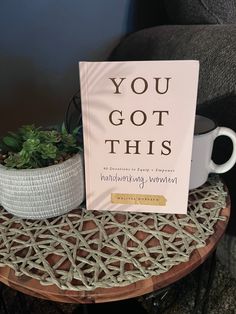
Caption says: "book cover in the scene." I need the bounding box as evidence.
[79,61,199,213]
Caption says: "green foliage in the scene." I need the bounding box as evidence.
[0,124,83,169]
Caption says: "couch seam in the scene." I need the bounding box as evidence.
[200,0,223,24]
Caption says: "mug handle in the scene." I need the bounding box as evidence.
[210,127,236,173]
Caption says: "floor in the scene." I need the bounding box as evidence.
[0,235,236,314]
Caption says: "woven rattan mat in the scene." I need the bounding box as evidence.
[0,175,227,291]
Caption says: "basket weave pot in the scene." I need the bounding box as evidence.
[0,153,85,219]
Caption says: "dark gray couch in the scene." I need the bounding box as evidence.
[110,1,236,235]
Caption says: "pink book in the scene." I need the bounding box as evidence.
[79,61,199,214]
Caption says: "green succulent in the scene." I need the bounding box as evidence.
[39,143,58,160]
[0,124,83,169]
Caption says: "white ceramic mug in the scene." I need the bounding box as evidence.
[189,115,236,190]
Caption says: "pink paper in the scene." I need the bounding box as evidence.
[79,60,199,214]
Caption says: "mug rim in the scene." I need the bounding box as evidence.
[194,115,217,135]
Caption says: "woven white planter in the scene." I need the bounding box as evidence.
[0,153,85,219]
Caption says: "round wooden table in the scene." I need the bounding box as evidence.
[0,175,230,304]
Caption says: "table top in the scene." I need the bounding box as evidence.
[0,175,230,303]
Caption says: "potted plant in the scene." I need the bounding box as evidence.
[0,124,84,219]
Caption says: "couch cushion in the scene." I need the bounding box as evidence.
[163,0,236,24]
[110,25,236,105]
